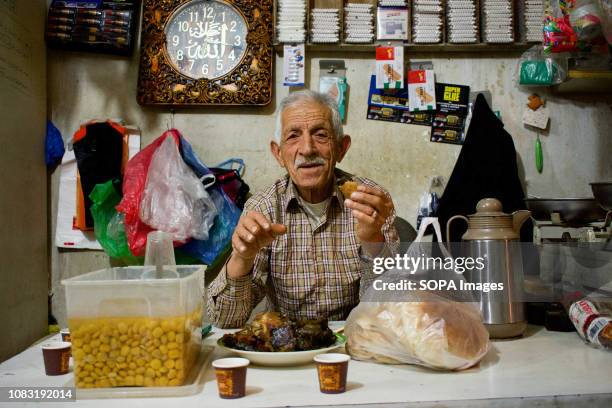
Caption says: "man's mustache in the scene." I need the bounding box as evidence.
[295,155,326,169]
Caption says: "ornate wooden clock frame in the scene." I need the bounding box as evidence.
[137,0,273,106]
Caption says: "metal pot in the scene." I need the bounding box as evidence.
[524,198,606,226]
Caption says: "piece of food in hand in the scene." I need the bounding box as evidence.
[339,180,359,199]
[221,312,336,352]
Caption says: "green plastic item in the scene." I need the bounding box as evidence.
[89,180,142,265]
[535,133,543,173]
[201,324,212,338]
[520,61,557,86]
[90,180,211,266]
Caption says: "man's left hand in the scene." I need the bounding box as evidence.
[344,185,394,248]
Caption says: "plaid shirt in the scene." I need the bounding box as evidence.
[207,169,399,328]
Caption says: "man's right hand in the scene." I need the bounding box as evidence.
[227,211,287,279]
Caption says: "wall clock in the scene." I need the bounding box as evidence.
[137,0,273,106]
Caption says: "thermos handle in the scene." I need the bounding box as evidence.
[446,215,468,256]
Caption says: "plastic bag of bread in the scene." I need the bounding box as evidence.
[346,217,490,370]
[345,293,490,370]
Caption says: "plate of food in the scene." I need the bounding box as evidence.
[217,312,347,366]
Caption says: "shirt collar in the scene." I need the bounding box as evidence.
[283,169,346,211]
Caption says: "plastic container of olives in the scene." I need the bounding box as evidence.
[62,266,204,389]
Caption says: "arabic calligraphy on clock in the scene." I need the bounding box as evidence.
[165,0,248,79]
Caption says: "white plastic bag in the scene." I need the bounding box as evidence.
[416,178,442,230]
[346,218,490,370]
[139,136,217,242]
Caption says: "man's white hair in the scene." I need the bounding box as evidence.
[273,90,344,144]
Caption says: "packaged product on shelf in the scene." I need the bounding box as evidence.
[276,0,307,43]
[46,0,137,55]
[49,7,77,16]
[344,3,375,43]
[408,69,436,112]
[412,0,444,43]
[366,75,431,125]
[379,0,406,6]
[569,0,610,59]
[377,6,409,40]
[430,83,470,145]
[310,8,341,43]
[481,0,515,43]
[320,75,348,120]
[53,0,102,7]
[376,46,404,89]
[446,0,478,43]
[283,44,305,86]
[523,0,545,42]
[568,297,612,350]
[48,15,76,24]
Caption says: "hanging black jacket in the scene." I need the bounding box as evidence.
[437,94,532,242]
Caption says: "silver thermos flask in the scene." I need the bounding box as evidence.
[447,198,531,338]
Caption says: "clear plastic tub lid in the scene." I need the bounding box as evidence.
[62,265,204,285]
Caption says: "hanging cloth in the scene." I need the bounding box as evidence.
[436,94,531,242]
[73,120,129,230]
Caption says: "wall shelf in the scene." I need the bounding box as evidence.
[274,42,534,54]
[554,70,612,94]
[274,0,537,54]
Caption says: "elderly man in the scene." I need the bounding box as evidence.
[208,90,399,328]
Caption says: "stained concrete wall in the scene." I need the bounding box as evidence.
[0,0,48,362]
[48,48,612,326]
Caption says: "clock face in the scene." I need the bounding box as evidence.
[164,0,248,80]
